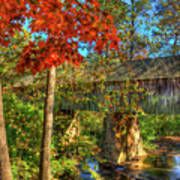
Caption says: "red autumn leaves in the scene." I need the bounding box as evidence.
[0,0,27,46]
[1,0,120,74]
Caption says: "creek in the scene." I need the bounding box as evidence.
[80,137,180,180]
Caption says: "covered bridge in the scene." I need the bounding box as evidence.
[57,55,180,114]
[12,55,180,114]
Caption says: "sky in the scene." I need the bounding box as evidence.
[23,0,151,58]
[23,17,90,57]
[23,0,175,58]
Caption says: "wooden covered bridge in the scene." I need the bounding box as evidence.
[54,54,180,114]
[12,54,180,114]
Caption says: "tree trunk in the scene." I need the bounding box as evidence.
[101,112,146,164]
[129,0,135,60]
[172,32,178,55]
[0,79,12,180]
[39,66,56,180]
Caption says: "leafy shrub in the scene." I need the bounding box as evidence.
[139,114,180,148]
[3,89,43,179]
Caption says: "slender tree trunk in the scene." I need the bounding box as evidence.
[0,79,12,180]
[172,32,178,55]
[130,0,135,60]
[39,66,56,180]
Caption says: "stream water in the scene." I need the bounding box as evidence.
[80,141,180,180]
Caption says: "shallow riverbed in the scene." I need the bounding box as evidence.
[80,137,180,180]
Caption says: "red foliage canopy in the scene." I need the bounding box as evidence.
[0,0,120,74]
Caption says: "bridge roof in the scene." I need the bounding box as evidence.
[13,55,180,88]
[83,55,180,83]
[107,55,180,81]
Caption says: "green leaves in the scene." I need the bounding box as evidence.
[0,30,31,82]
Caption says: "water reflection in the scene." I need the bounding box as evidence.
[80,146,180,180]
[170,156,180,180]
[80,160,100,180]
